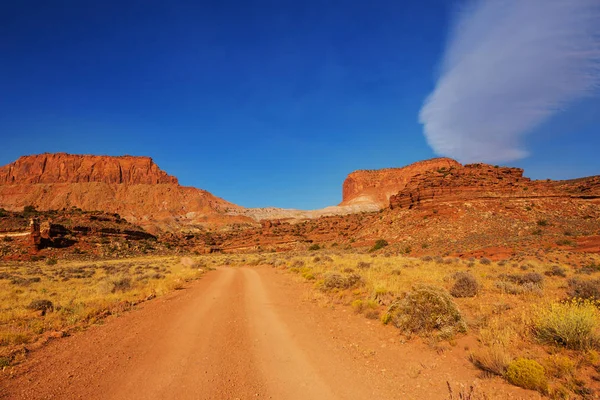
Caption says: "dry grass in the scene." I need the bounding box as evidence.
[213,249,600,397]
[0,255,207,363]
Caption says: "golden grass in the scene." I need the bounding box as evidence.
[0,255,207,362]
[210,249,600,396]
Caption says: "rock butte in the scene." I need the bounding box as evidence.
[0,153,247,233]
[340,157,461,207]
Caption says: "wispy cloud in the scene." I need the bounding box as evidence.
[420,0,600,163]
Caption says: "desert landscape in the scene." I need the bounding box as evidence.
[0,153,599,399]
[3,1,600,399]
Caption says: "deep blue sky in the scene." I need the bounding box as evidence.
[1,1,598,209]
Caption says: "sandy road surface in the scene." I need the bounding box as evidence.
[1,267,538,400]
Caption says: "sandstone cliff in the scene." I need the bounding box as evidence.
[389,163,600,209]
[0,153,178,185]
[340,158,461,208]
[0,154,249,233]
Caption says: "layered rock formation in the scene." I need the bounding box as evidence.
[340,158,461,208]
[0,153,178,185]
[0,154,249,233]
[389,162,600,209]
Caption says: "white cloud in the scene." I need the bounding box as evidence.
[420,0,600,163]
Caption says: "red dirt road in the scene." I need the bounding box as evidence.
[1,267,538,400]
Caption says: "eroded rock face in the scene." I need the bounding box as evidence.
[340,158,461,208]
[0,153,178,185]
[0,153,248,232]
[389,163,600,209]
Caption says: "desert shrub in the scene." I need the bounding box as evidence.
[450,272,479,298]
[480,258,492,265]
[498,272,544,287]
[46,258,57,266]
[495,278,542,296]
[308,243,320,251]
[567,278,600,301]
[111,277,132,293]
[0,208,6,217]
[383,285,466,337]
[577,263,600,275]
[494,281,510,294]
[27,299,54,313]
[345,273,362,287]
[545,265,567,277]
[351,299,364,313]
[356,261,371,269]
[505,358,548,393]
[544,355,575,379]
[291,260,305,269]
[320,273,362,291]
[421,255,433,262]
[390,268,402,276]
[352,299,378,315]
[370,239,388,252]
[23,205,37,214]
[537,219,548,227]
[301,271,315,280]
[470,345,512,376]
[534,299,600,349]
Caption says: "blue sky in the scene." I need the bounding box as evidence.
[1,0,598,209]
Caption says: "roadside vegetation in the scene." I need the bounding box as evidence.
[208,249,600,398]
[0,256,207,366]
[3,244,600,397]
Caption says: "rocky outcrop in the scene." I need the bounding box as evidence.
[0,153,178,185]
[340,158,461,208]
[389,163,600,209]
[0,153,249,232]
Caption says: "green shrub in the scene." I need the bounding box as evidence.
[537,219,548,227]
[370,239,388,252]
[383,285,466,337]
[450,272,479,298]
[301,271,315,280]
[351,299,364,313]
[505,358,547,393]
[308,243,320,251]
[534,299,599,349]
[46,258,58,266]
[23,205,37,214]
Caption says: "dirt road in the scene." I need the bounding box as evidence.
[1,267,537,400]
